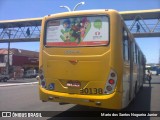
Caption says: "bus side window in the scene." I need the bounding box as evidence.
[138,51,142,65]
[123,29,129,61]
[135,45,138,64]
[137,50,140,64]
[133,43,137,63]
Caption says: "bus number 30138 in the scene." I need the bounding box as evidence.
[80,88,103,94]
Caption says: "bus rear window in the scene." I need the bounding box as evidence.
[45,15,109,47]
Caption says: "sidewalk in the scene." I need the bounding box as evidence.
[6,78,37,83]
[0,78,38,87]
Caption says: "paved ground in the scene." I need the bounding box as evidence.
[0,76,160,120]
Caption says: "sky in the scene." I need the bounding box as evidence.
[0,0,160,64]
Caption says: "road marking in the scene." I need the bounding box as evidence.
[0,82,38,87]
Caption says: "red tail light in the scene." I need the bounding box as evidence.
[109,79,115,84]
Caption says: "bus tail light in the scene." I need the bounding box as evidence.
[109,79,115,84]
[106,85,112,91]
[41,79,46,88]
[38,69,46,88]
[104,69,117,94]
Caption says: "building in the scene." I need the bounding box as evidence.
[0,48,39,78]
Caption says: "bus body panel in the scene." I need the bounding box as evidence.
[39,87,122,109]
[42,48,110,95]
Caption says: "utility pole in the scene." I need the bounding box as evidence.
[5,29,12,75]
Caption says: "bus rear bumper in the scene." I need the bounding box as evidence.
[39,87,122,110]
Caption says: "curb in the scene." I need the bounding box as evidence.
[0,82,38,87]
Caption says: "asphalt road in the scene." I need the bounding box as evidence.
[0,76,160,120]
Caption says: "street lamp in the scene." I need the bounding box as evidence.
[73,2,85,11]
[60,1,85,12]
[59,6,71,12]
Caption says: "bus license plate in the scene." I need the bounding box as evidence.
[66,81,81,88]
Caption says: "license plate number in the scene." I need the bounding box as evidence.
[80,88,103,94]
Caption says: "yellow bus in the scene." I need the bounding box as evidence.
[38,9,146,110]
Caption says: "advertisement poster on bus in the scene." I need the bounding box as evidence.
[46,16,109,46]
